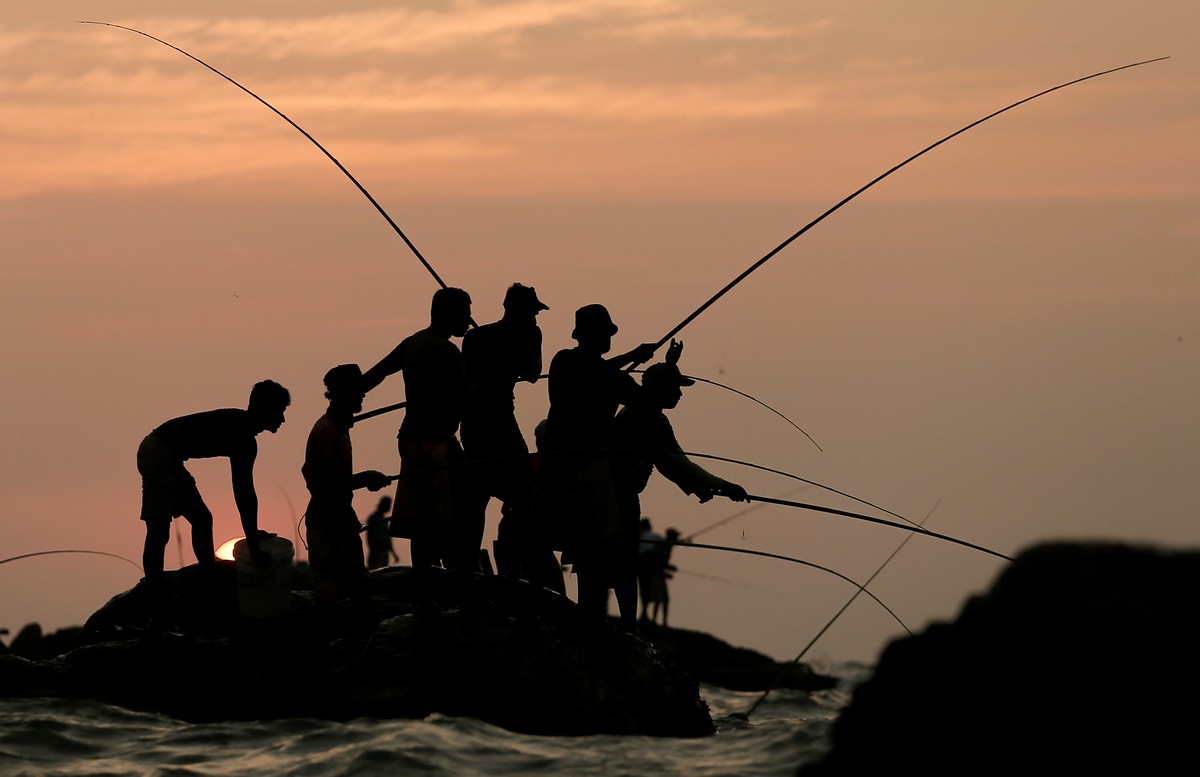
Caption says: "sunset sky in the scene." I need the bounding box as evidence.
[3,1,1197,665]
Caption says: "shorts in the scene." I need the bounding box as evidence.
[137,433,202,521]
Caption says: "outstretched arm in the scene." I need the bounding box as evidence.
[230,447,272,565]
[607,341,658,369]
[362,344,405,393]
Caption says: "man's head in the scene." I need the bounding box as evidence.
[503,283,549,319]
[431,287,473,337]
[323,363,366,414]
[571,303,618,352]
[640,362,694,409]
[248,379,291,433]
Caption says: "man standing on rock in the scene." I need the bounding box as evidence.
[460,283,562,591]
[363,287,473,571]
[302,364,390,604]
[136,379,291,584]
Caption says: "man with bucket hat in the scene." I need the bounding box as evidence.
[537,303,660,629]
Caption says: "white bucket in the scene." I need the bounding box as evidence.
[233,536,295,618]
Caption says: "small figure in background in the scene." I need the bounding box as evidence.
[365,495,397,569]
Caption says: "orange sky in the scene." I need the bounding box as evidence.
[3,2,1197,664]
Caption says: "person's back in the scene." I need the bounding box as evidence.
[460,284,555,587]
[397,326,467,444]
[363,287,473,570]
[151,408,258,463]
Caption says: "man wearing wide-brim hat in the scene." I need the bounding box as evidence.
[538,303,659,630]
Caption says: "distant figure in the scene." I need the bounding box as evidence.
[640,527,680,627]
[136,379,291,584]
[612,340,749,549]
[461,283,563,593]
[365,495,397,569]
[636,517,663,617]
[363,287,473,571]
[538,303,657,629]
[302,364,389,604]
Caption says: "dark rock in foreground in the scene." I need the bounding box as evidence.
[0,563,834,736]
[801,541,1200,774]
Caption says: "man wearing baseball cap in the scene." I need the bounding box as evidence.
[460,283,562,591]
[611,341,749,612]
[302,364,390,605]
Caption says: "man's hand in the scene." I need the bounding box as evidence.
[629,342,658,366]
[721,482,750,502]
[362,470,391,492]
[694,486,714,504]
[665,338,683,365]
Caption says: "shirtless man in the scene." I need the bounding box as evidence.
[136,379,291,582]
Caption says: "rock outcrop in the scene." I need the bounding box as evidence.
[0,562,835,736]
[801,541,1200,774]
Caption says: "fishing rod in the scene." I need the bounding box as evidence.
[676,373,821,452]
[652,56,1169,349]
[352,369,819,453]
[0,549,142,574]
[733,498,940,721]
[675,449,915,526]
[371,443,915,529]
[80,20,451,293]
[747,493,1009,561]
[644,538,911,636]
[681,485,807,543]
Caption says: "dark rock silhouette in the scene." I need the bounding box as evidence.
[801,541,1200,774]
[0,562,834,736]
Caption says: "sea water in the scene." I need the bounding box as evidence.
[0,663,868,776]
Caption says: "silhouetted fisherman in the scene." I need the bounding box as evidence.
[136,380,291,584]
[363,288,473,571]
[538,304,657,630]
[302,364,389,605]
[461,283,563,593]
[365,495,396,569]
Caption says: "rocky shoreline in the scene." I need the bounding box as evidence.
[0,562,835,737]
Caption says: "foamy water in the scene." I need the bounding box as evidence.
[0,666,867,776]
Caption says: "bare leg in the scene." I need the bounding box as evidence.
[142,517,171,580]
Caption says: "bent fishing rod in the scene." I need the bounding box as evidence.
[366,447,1006,560]
[0,549,143,574]
[353,369,821,451]
[748,493,1009,561]
[370,442,912,528]
[80,20,451,293]
[651,56,1169,348]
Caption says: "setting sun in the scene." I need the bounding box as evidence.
[215,538,243,562]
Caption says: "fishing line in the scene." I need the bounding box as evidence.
[647,538,911,635]
[0,550,142,574]
[733,498,940,720]
[653,56,1169,347]
[79,20,451,293]
[672,567,791,599]
[640,371,821,451]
